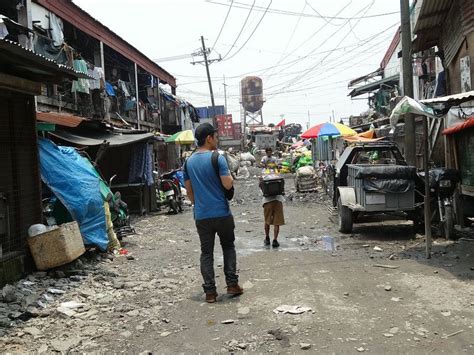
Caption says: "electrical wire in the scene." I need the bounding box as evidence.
[222,0,272,61]
[221,0,256,60]
[267,1,377,97]
[260,1,353,79]
[206,0,399,20]
[210,0,234,50]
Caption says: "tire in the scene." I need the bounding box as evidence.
[338,197,353,233]
[169,198,179,214]
[444,205,455,240]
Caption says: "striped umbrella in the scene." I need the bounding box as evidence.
[165,130,195,144]
[301,122,356,139]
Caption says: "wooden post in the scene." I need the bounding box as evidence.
[423,116,432,258]
[134,62,140,130]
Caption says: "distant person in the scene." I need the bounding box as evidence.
[261,147,278,169]
[183,123,243,303]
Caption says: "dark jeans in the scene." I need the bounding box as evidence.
[195,215,238,293]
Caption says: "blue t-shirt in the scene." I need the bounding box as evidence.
[183,151,231,220]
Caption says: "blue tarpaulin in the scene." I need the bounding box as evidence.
[38,138,108,251]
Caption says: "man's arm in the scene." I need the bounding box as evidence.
[220,175,233,190]
[218,155,234,190]
[184,180,195,205]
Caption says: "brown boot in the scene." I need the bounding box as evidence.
[227,284,244,295]
[205,292,218,303]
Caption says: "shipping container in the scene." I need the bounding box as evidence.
[216,114,234,137]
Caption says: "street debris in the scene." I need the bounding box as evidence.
[273,305,312,315]
[373,246,383,252]
[444,330,464,338]
[441,311,451,317]
[221,319,235,324]
[373,264,399,269]
[384,286,392,291]
[300,342,312,350]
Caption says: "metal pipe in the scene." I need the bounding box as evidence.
[423,116,432,258]
[134,62,140,130]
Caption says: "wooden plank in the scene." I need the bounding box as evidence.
[0,72,41,95]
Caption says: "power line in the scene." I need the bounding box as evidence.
[210,0,234,50]
[260,0,353,79]
[221,0,273,62]
[267,1,379,97]
[206,0,399,20]
[221,0,256,60]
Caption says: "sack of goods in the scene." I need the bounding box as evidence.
[260,174,285,197]
[296,165,316,177]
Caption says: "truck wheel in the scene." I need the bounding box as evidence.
[444,205,455,240]
[338,197,353,233]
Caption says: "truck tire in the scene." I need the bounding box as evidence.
[444,205,455,240]
[338,197,353,233]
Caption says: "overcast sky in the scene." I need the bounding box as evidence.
[73,0,401,128]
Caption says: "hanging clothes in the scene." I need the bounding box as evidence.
[88,67,104,90]
[105,81,116,96]
[71,59,90,94]
[118,80,131,97]
[49,13,64,47]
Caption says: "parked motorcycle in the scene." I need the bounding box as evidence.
[154,169,183,214]
[428,168,460,239]
[108,175,135,240]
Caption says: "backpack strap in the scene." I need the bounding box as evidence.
[211,151,221,180]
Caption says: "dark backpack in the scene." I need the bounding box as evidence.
[185,151,234,201]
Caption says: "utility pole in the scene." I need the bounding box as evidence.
[223,75,228,115]
[191,36,221,126]
[400,0,416,166]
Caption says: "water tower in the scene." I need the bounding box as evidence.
[240,76,265,125]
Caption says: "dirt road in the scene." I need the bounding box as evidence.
[1,174,473,353]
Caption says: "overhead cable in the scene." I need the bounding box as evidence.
[210,0,234,50]
[221,0,272,61]
[221,0,256,60]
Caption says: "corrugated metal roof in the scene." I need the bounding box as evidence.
[348,74,400,98]
[50,128,154,147]
[421,90,474,104]
[413,0,453,34]
[0,38,92,81]
[37,111,87,127]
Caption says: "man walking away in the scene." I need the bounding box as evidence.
[184,123,243,303]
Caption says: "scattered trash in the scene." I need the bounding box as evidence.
[60,301,85,309]
[383,333,394,337]
[356,346,366,352]
[373,246,383,252]
[56,306,76,318]
[47,288,66,295]
[160,331,172,337]
[300,343,312,350]
[389,327,399,334]
[221,319,235,324]
[391,297,402,302]
[384,286,392,291]
[273,305,312,315]
[443,329,463,338]
[238,307,250,315]
[322,236,335,251]
[373,264,399,269]
[441,311,451,317]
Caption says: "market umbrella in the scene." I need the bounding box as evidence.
[165,130,195,144]
[300,122,356,139]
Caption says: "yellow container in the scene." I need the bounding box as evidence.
[27,222,85,270]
